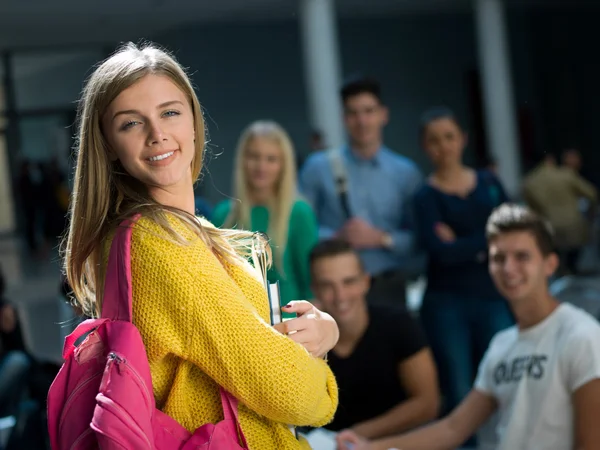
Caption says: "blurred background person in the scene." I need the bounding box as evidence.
[300,76,423,308]
[523,151,597,275]
[412,107,514,428]
[310,239,439,441]
[213,120,318,311]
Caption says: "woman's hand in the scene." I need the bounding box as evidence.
[336,429,372,450]
[273,301,339,358]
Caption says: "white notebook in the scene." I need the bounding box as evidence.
[267,281,283,326]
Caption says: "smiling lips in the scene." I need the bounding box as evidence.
[146,150,176,165]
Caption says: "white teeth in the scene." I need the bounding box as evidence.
[148,151,174,162]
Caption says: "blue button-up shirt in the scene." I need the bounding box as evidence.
[299,146,423,275]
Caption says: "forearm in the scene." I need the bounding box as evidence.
[370,419,462,450]
[428,233,488,265]
[352,396,439,440]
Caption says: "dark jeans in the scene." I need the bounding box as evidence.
[420,292,514,413]
[367,270,406,307]
[0,351,31,418]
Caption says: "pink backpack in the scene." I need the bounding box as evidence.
[47,216,248,449]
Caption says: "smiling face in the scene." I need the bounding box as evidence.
[243,136,284,194]
[311,252,370,326]
[103,74,196,201]
[489,231,558,306]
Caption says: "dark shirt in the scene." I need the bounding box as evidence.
[325,305,427,431]
[413,170,507,301]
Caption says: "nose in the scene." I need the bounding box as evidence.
[502,256,518,274]
[147,121,168,146]
[331,285,345,303]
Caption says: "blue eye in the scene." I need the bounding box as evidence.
[163,110,180,117]
[120,121,138,131]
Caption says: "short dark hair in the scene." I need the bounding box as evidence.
[419,106,464,141]
[486,203,555,256]
[309,239,362,269]
[340,75,382,104]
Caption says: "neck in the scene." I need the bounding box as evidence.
[336,302,369,347]
[512,292,560,330]
[434,163,465,181]
[248,187,275,206]
[149,179,196,215]
[350,140,381,160]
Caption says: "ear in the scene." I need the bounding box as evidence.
[545,252,560,277]
[380,105,389,127]
[361,273,372,293]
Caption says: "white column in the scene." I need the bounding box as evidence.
[299,0,345,149]
[474,0,521,195]
[0,70,16,235]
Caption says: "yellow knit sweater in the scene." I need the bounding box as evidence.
[107,214,338,449]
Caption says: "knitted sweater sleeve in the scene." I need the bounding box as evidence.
[130,218,338,427]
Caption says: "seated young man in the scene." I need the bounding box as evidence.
[337,203,600,450]
[309,239,439,440]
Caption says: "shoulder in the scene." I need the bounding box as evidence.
[477,169,502,186]
[291,199,316,218]
[369,305,419,333]
[130,213,201,253]
[486,325,519,355]
[288,200,317,236]
[413,182,437,203]
[301,151,330,174]
[560,304,600,345]
[380,148,420,173]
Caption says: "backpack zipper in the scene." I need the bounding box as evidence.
[107,352,153,409]
[102,352,153,448]
[58,370,104,437]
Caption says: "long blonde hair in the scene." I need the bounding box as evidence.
[223,121,298,272]
[64,42,269,317]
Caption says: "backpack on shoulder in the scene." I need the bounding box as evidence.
[47,215,248,449]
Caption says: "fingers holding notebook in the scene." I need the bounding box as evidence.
[274,302,339,358]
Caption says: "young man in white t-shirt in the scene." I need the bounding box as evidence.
[337,203,600,450]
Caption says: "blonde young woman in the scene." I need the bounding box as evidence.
[213,121,318,310]
[63,42,339,449]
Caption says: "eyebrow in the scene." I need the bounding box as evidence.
[111,100,184,122]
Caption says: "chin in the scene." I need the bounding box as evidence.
[503,290,530,305]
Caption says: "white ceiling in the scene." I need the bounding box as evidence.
[0,0,591,52]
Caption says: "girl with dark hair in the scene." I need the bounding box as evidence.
[412,107,514,421]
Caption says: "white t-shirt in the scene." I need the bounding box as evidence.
[474,302,600,450]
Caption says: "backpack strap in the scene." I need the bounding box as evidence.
[326,147,352,218]
[220,388,248,447]
[101,214,141,322]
